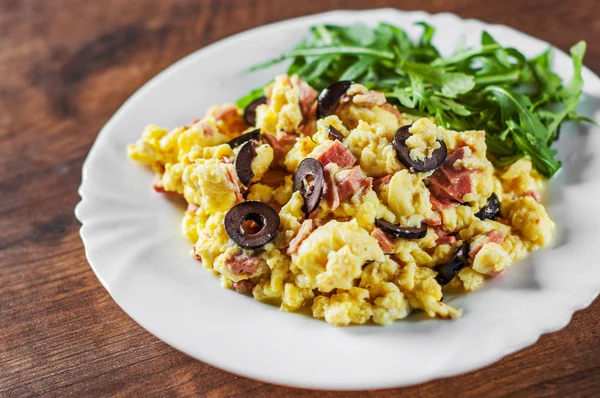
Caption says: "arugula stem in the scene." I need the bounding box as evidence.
[283,46,395,59]
[315,25,333,45]
[431,44,502,66]
[474,70,520,86]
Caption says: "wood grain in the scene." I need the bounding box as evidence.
[1,0,599,396]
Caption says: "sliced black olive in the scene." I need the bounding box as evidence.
[392,125,448,172]
[475,193,500,220]
[375,219,428,239]
[317,80,353,119]
[224,201,280,249]
[243,96,267,126]
[435,241,469,286]
[235,141,257,187]
[328,125,344,141]
[293,158,325,214]
[228,129,262,148]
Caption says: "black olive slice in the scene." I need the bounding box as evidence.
[475,193,500,220]
[293,158,325,214]
[317,80,353,119]
[328,125,344,141]
[375,219,428,239]
[224,201,280,249]
[392,125,448,172]
[435,241,469,286]
[228,129,262,148]
[243,96,267,126]
[235,141,257,187]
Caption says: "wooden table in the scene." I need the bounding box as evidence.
[2,0,599,396]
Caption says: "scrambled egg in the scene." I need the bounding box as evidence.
[128,74,555,326]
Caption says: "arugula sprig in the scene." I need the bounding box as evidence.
[238,22,593,177]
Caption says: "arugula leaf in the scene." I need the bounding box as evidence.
[566,113,599,126]
[340,56,376,81]
[484,86,547,140]
[529,49,561,103]
[510,130,561,177]
[314,24,333,45]
[342,23,376,46]
[401,61,475,97]
[379,23,412,57]
[481,31,499,46]
[386,89,415,108]
[544,41,586,143]
[298,56,335,82]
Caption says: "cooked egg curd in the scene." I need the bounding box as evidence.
[128,75,554,326]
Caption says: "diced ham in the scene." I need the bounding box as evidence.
[322,165,371,210]
[282,133,299,147]
[440,148,472,183]
[496,217,511,226]
[524,190,541,202]
[429,192,458,212]
[263,133,297,164]
[469,230,506,259]
[225,165,244,202]
[428,147,475,204]
[261,169,287,187]
[429,170,471,203]
[316,140,356,168]
[186,203,199,214]
[299,101,318,136]
[360,176,373,192]
[425,215,442,226]
[193,245,202,261]
[337,167,367,201]
[287,219,315,255]
[152,174,166,193]
[436,236,457,245]
[371,227,395,253]
[432,225,447,237]
[225,254,261,276]
[268,201,283,213]
[373,174,393,190]
[323,164,340,211]
[195,121,216,137]
[295,77,318,117]
[301,118,317,136]
[232,280,254,294]
[432,225,451,242]
[486,229,505,244]
[468,243,482,260]
[213,104,239,121]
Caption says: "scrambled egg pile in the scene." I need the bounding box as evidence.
[128,74,554,326]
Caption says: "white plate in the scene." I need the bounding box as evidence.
[75,9,600,390]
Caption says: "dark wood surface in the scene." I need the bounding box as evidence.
[1,0,599,396]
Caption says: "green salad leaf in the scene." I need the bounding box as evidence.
[239,23,594,177]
